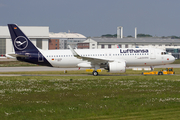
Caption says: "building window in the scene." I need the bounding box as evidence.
[125,44,128,48]
[36,39,42,49]
[92,44,95,46]
[108,44,111,48]
[101,44,104,49]
[0,39,6,56]
[119,44,122,48]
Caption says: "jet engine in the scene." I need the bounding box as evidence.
[104,61,126,73]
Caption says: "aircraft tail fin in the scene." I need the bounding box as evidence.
[8,24,39,53]
[7,24,52,67]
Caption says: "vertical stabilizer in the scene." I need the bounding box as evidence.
[7,24,52,67]
[8,24,39,53]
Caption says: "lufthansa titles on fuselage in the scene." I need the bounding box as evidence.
[120,49,149,53]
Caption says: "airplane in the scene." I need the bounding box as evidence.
[7,24,175,76]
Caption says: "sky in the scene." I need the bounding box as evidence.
[0,0,180,37]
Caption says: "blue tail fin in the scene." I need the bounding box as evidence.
[7,24,52,67]
[8,24,38,52]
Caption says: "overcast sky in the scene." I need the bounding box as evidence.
[1,0,180,37]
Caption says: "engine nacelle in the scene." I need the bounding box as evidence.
[105,61,126,73]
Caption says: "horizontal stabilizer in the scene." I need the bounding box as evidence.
[6,52,26,58]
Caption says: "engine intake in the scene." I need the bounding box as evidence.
[105,61,126,73]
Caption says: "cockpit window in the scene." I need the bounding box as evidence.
[161,52,167,55]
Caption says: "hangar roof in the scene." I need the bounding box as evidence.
[0,26,49,38]
[0,26,86,39]
[49,32,86,39]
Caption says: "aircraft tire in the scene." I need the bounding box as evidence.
[158,72,163,75]
[93,71,98,76]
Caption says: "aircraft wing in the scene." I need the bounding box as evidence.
[68,45,123,64]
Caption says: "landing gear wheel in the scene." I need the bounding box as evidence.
[92,71,98,76]
[158,72,163,75]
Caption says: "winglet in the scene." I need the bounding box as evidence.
[68,45,81,59]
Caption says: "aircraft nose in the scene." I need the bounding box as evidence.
[170,56,175,63]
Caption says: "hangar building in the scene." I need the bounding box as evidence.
[49,32,86,49]
[79,37,180,49]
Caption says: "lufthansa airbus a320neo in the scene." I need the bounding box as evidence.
[6,24,175,76]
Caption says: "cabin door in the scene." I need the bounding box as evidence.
[150,49,156,59]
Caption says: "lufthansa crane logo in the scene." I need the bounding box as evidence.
[14,36,28,50]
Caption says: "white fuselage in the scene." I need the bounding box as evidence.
[40,48,175,68]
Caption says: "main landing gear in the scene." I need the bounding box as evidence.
[92,64,100,76]
[92,71,98,76]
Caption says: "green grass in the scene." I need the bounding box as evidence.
[1,75,180,119]
[0,60,179,119]
[0,61,37,67]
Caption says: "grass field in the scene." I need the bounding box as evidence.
[0,61,37,67]
[0,60,180,119]
[1,74,180,119]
